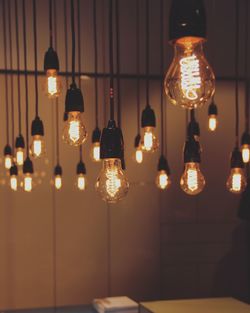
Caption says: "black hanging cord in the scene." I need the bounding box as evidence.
[64,0,69,88]
[77,0,81,89]
[115,0,121,127]
[160,0,164,155]
[49,0,53,47]
[33,0,39,117]
[145,0,149,106]
[235,0,239,147]
[70,0,76,84]
[54,0,59,167]
[15,0,22,136]
[23,0,29,153]
[109,0,115,120]
[244,0,249,133]
[93,0,99,127]
[2,0,9,145]
[136,0,140,135]
[79,146,83,161]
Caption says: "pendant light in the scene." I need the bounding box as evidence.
[164,0,215,109]
[96,0,129,203]
[141,0,159,153]
[208,98,218,132]
[30,0,46,159]
[14,0,25,167]
[2,0,12,170]
[241,0,250,164]
[22,0,34,192]
[90,0,101,162]
[134,0,143,164]
[76,147,87,191]
[43,0,62,98]
[156,0,171,190]
[62,0,87,146]
[227,0,247,194]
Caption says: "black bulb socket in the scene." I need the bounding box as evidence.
[134,134,141,148]
[54,164,62,176]
[100,120,124,159]
[208,102,218,116]
[158,155,171,175]
[15,134,25,149]
[187,119,200,138]
[169,0,206,43]
[230,147,244,168]
[92,127,101,143]
[10,164,18,176]
[31,116,44,136]
[65,83,84,113]
[23,157,34,174]
[44,47,59,71]
[77,160,86,175]
[241,131,250,146]
[4,144,12,156]
[184,136,201,163]
[141,105,156,128]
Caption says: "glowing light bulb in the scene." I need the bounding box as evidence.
[44,69,62,98]
[156,170,171,190]
[10,176,18,191]
[16,148,25,166]
[226,168,247,194]
[24,174,33,192]
[91,142,101,162]
[241,144,250,164]
[77,174,86,191]
[96,158,129,203]
[5,155,12,170]
[135,147,143,164]
[165,39,215,109]
[54,175,62,190]
[180,162,205,195]
[141,127,159,153]
[63,112,87,146]
[208,114,217,132]
[30,135,45,158]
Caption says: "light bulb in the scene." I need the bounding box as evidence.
[16,148,25,166]
[156,170,171,190]
[165,39,215,109]
[135,147,143,164]
[241,144,250,164]
[96,158,129,203]
[141,126,159,153]
[10,175,18,191]
[91,142,101,162]
[30,135,45,158]
[4,155,12,170]
[180,162,205,195]
[226,168,247,194]
[44,69,62,98]
[24,173,33,192]
[54,175,62,190]
[77,173,86,191]
[62,111,87,146]
[208,114,218,132]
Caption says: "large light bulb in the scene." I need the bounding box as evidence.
[10,175,18,191]
[62,112,87,146]
[24,173,33,192]
[180,162,205,195]
[77,174,86,191]
[96,158,129,203]
[141,126,159,153]
[156,170,171,190]
[165,39,215,109]
[135,147,143,164]
[5,155,12,170]
[241,144,250,164]
[16,148,25,166]
[54,175,62,190]
[208,114,218,132]
[226,168,247,194]
[44,69,62,98]
[91,142,101,162]
[30,135,45,158]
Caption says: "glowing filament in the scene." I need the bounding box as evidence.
[5,156,12,170]
[242,145,250,163]
[69,120,80,143]
[159,172,169,189]
[135,148,143,164]
[10,176,18,191]
[232,173,241,192]
[24,175,32,192]
[187,168,198,192]
[33,139,42,157]
[209,115,217,132]
[55,175,62,190]
[105,168,121,197]
[77,174,86,190]
[180,55,201,100]
[48,76,57,96]
[92,143,100,162]
[143,132,153,151]
[16,149,24,166]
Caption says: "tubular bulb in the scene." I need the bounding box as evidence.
[208,114,218,132]
[141,126,159,153]
[62,112,87,146]
[156,170,171,190]
[16,148,25,166]
[44,69,62,98]
[30,135,46,158]
[91,142,101,162]
[24,173,33,192]
[241,144,250,164]
[226,168,247,194]
[77,174,86,191]
[10,175,18,191]
[135,146,143,164]
[4,155,12,170]
[180,162,205,195]
[54,175,62,190]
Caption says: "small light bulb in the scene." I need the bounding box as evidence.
[24,173,33,192]
[141,126,159,153]
[135,147,143,164]
[62,112,87,146]
[241,144,250,164]
[91,142,101,162]
[30,135,45,158]
[208,114,218,132]
[10,175,18,191]
[16,148,25,166]
[54,175,62,190]
[226,167,247,194]
[96,158,129,203]
[5,155,12,170]
[77,174,86,191]
[180,162,205,195]
[156,170,171,190]
[44,69,62,98]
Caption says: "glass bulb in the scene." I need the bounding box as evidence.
[226,167,247,194]
[77,173,86,191]
[10,175,18,191]
[16,148,25,166]
[54,175,62,190]
[180,162,205,195]
[91,142,101,162]
[96,158,129,203]
[44,69,62,98]
[165,39,215,109]
[156,170,171,190]
[241,144,250,164]
[135,147,143,164]
[208,114,218,132]
[4,155,12,170]
[62,111,87,146]
[24,173,33,192]
[30,135,46,158]
[141,126,159,153]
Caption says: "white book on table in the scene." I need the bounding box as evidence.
[93,296,138,313]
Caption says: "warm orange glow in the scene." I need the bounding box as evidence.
[208,114,217,132]
[241,144,250,164]
[226,168,247,194]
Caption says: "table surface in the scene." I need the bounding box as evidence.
[4,305,97,313]
[140,297,250,313]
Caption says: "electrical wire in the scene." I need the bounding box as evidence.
[160,0,164,155]
[115,0,121,127]
[64,0,69,88]
[70,0,76,84]
[145,0,149,106]
[136,0,140,135]
[49,0,53,47]
[93,0,99,128]
[244,0,249,133]
[109,0,114,120]
[77,0,81,89]
[33,0,39,117]
[235,0,239,147]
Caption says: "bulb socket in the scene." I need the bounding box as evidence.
[187,119,200,138]
[15,134,25,149]
[230,147,244,168]
[31,116,44,136]
[121,157,126,170]
[169,0,206,42]
[23,157,34,174]
[184,136,201,163]
[54,164,62,176]
[4,144,12,156]
[100,120,124,159]
[134,134,141,148]
[158,155,171,175]
[10,164,18,176]
[141,105,156,128]
[44,47,59,71]
[208,101,218,116]
[77,160,86,175]
[65,83,84,113]
[241,131,250,145]
[92,127,101,143]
